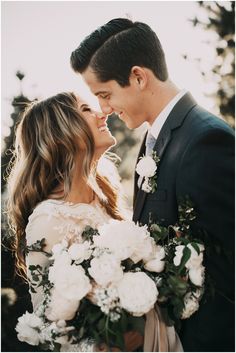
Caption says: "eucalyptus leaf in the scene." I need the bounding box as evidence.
[178,246,191,273]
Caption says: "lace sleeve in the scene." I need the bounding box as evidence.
[25,209,68,311]
[25,201,104,351]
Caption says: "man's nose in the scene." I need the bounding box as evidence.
[99,100,113,115]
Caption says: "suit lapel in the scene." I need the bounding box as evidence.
[133,92,197,222]
[133,132,147,208]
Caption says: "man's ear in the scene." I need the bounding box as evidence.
[130,66,148,89]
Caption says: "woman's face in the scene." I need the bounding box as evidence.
[77,96,116,155]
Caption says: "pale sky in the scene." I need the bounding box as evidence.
[2,1,219,139]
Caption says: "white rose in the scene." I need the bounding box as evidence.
[95,220,149,261]
[68,241,92,262]
[173,244,204,270]
[45,288,79,321]
[53,264,91,301]
[173,245,185,266]
[136,156,157,178]
[117,272,158,316]
[185,244,204,269]
[88,253,123,286]
[189,266,205,286]
[181,290,202,319]
[144,245,165,273]
[16,311,43,346]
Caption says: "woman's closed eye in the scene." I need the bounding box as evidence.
[81,104,92,112]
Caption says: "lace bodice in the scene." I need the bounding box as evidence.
[25,198,111,310]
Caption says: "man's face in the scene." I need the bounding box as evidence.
[82,67,147,129]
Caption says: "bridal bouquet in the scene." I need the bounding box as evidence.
[16,201,205,351]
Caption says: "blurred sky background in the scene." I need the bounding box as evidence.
[2,0,221,139]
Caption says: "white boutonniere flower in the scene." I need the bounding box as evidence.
[136,151,160,193]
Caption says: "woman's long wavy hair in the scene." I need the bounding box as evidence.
[7,92,123,280]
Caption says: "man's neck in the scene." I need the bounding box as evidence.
[147,80,180,125]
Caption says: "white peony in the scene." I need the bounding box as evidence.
[95,219,149,261]
[131,236,156,264]
[189,266,205,286]
[181,290,202,319]
[48,252,71,283]
[51,240,68,259]
[136,156,157,178]
[39,321,74,348]
[117,272,158,316]
[45,288,80,321]
[88,253,123,286]
[16,311,43,346]
[68,241,92,263]
[144,245,165,273]
[52,264,91,301]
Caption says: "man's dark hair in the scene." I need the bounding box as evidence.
[70,18,168,86]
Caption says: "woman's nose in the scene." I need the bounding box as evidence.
[96,112,107,122]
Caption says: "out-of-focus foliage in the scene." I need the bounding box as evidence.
[1,72,37,352]
[186,1,235,127]
[2,71,33,193]
[107,113,144,205]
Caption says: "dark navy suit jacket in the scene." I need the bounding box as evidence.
[133,93,235,352]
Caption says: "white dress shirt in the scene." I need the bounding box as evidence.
[138,89,187,188]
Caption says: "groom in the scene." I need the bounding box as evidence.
[70,18,235,351]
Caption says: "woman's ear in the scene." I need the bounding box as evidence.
[130,66,148,90]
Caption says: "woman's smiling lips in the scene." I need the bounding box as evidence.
[98,124,109,132]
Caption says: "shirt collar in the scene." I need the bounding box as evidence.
[150,89,187,140]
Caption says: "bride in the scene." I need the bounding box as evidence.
[7,92,182,352]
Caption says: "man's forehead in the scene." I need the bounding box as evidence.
[82,68,112,95]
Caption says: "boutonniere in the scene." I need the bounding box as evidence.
[136,151,160,193]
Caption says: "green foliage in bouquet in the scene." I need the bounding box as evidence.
[147,198,206,328]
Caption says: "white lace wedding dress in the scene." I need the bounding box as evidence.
[25,198,111,352]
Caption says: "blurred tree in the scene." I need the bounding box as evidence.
[2,71,32,193]
[107,113,143,205]
[1,72,37,352]
[107,113,141,178]
[186,1,235,127]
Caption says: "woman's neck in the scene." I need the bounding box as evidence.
[64,177,95,204]
[50,155,96,205]
[65,156,95,204]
